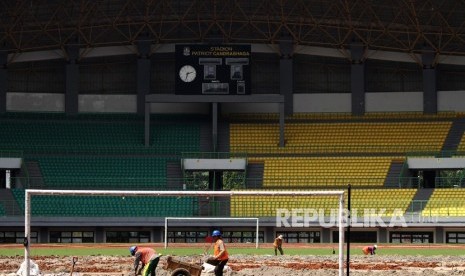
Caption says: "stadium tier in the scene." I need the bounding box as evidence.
[230,121,451,154]
[230,188,417,217]
[349,189,417,217]
[421,189,465,217]
[230,194,339,217]
[1,112,465,246]
[225,111,457,121]
[11,189,195,217]
[458,134,465,152]
[37,156,172,189]
[258,156,395,187]
[0,115,200,154]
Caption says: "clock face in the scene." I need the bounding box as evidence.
[179,65,197,82]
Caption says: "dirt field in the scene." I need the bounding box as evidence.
[1,244,465,276]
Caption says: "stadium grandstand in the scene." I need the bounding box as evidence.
[1,0,465,246]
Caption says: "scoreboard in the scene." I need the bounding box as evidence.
[175,45,251,95]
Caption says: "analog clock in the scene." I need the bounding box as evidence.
[179,65,197,82]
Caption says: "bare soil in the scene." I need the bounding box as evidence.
[1,244,465,276]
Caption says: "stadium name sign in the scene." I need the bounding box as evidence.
[276,208,408,228]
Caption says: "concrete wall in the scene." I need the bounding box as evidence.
[6,91,465,114]
[7,92,65,112]
[438,90,465,111]
[6,43,465,114]
[365,92,423,112]
[293,93,351,113]
[79,95,136,113]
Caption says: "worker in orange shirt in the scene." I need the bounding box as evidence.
[362,244,377,255]
[206,230,229,276]
[129,245,160,276]
[273,234,284,255]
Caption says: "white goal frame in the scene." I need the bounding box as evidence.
[165,217,260,249]
[23,189,345,276]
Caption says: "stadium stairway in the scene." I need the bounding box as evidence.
[441,117,465,155]
[199,121,214,152]
[18,160,45,189]
[216,121,230,152]
[405,188,434,214]
[245,162,264,189]
[384,159,405,187]
[166,161,183,190]
[197,196,230,217]
[0,189,21,216]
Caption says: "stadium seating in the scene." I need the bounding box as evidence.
[0,112,461,221]
[230,194,339,217]
[0,113,204,217]
[457,134,465,152]
[225,111,456,121]
[0,115,200,154]
[350,188,417,217]
[230,121,451,154]
[259,156,395,187]
[11,189,194,217]
[37,156,172,189]
[421,189,465,217]
[230,188,416,217]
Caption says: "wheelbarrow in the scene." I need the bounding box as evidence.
[163,256,203,276]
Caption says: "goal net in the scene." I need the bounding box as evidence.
[23,189,345,276]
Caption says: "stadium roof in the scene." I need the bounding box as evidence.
[1,0,465,58]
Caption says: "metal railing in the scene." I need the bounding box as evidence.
[3,196,465,218]
[11,176,461,190]
[0,150,23,158]
[181,152,248,159]
[229,144,448,155]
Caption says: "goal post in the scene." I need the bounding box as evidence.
[164,217,260,249]
[24,189,345,276]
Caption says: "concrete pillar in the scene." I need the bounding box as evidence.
[39,228,48,243]
[322,228,331,243]
[0,50,7,114]
[279,34,294,116]
[422,47,438,114]
[95,227,105,243]
[136,36,152,116]
[265,227,275,243]
[5,169,10,189]
[212,102,218,151]
[350,42,366,116]
[435,227,444,243]
[378,228,387,243]
[153,227,163,242]
[65,44,80,115]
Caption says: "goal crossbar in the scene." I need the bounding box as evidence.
[23,189,345,276]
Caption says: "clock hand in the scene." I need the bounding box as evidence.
[185,71,194,81]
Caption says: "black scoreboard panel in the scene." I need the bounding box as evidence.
[175,45,251,95]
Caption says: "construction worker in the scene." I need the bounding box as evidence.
[273,234,284,255]
[362,244,377,255]
[129,245,160,276]
[206,230,229,276]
